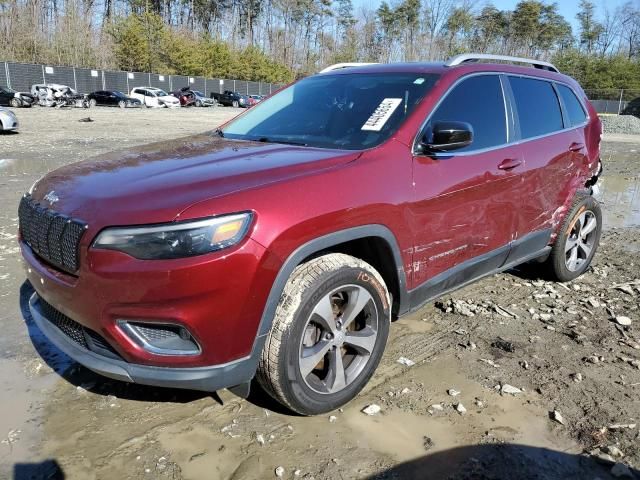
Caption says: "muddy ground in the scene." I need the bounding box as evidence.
[0,107,639,480]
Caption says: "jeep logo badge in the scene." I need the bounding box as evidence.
[43,191,59,205]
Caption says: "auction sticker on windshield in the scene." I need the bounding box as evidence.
[362,98,403,131]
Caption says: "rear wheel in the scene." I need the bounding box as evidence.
[257,253,391,415]
[546,194,602,282]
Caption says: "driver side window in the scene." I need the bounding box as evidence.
[426,75,507,153]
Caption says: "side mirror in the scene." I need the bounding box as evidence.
[421,121,474,153]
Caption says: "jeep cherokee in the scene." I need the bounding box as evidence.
[19,54,603,415]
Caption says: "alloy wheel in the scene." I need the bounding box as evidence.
[298,284,379,394]
[565,210,598,272]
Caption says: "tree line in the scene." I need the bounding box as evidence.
[0,0,639,89]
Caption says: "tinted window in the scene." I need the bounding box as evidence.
[425,75,506,152]
[557,84,587,126]
[510,77,563,139]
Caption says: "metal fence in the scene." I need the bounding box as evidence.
[3,62,636,115]
[0,61,283,97]
[584,89,640,115]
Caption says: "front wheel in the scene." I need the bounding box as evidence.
[9,98,20,108]
[88,98,97,108]
[118,100,126,108]
[257,253,391,415]
[232,100,239,108]
[546,194,602,282]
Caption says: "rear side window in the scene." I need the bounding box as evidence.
[557,84,587,126]
[427,75,506,152]
[509,77,563,139]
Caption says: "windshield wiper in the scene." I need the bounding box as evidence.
[257,137,308,147]
[215,128,224,138]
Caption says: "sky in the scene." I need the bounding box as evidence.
[353,0,631,34]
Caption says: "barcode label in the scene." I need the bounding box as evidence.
[361,98,403,131]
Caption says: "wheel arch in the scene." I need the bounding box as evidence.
[252,225,409,351]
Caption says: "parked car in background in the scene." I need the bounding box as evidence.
[249,94,264,104]
[19,54,603,416]
[621,97,640,118]
[0,107,18,131]
[193,91,216,107]
[171,87,197,107]
[245,95,259,108]
[130,87,180,108]
[31,84,88,108]
[211,90,246,107]
[0,86,35,107]
[88,90,141,108]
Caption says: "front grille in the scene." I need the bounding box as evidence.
[37,296,122,360]
[18,194,87,274]
[39,297,88,348]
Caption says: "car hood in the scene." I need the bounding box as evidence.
[30,133,359,227]
[159,95,179,102]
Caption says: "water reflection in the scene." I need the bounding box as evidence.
[597,173,640,229]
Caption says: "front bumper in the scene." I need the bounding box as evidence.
[21,233,275,368]
[29,293,257,391]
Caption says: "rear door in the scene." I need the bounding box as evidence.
[410,74,523,292]
[505,75,583,258]
[95,91,107,105]
[0,88,10,106]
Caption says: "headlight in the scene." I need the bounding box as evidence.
[93,213,252,259]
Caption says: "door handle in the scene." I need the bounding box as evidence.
[498,158,522,170]
[569,142,585,152]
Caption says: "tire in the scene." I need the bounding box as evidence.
[546,194,602,282]
[118,100,126,108]
[9,98,20,108]
[257,253,391,415]
[232,100,239,108]
[89,98,97,108]
[195,100,202,107]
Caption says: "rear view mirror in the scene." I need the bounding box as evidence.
[421,121,473,153]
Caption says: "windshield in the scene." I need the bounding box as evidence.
[222,73,439,150]
[113,91,125,97]
[155,90,169,97]
[194,91,204,97]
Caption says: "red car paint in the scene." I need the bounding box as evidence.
[20,62,601,374]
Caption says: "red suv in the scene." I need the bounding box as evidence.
[19,54,603,415]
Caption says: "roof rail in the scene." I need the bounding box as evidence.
[445,54,559,73]
[319,62,378,73]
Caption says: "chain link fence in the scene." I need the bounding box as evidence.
[0,61,283,97]
[584,89,640,115]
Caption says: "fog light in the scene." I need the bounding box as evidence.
[118,321,201,356]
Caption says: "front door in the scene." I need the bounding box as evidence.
[410,74,522,300]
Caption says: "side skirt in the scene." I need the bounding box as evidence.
[407,229,552,313]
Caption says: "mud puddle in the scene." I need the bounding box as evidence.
[0,358,57,468]
[597,173,640,229]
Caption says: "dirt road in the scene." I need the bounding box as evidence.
[1,107,639,480]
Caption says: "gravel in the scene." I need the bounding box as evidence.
[599,114,640,135]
